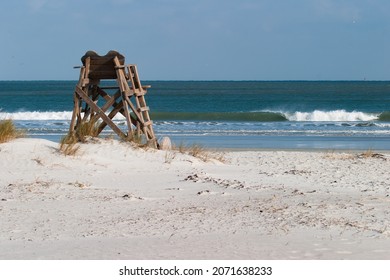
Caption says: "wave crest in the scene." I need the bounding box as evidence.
[0,111,130,121]
[285,110,379,122]
[1,110,389,122]
[0,111,73,120]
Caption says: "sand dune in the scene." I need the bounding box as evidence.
[0,138,389,259]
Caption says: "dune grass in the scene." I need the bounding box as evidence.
[59,119,100,156]
[357,149,386,160]
[72,118,100,143]
[324,149,386,160]
[0,119,24,143]
[59,134,80,156]
[174,142,225,162]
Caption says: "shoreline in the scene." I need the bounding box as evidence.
[1,138,390,259]
[27,134,390,152]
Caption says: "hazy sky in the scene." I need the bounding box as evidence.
[1,0,390,80]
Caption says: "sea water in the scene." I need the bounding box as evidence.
[1,80,390,150]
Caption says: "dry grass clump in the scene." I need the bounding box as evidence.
[59,119,156,155]
[59,119,100,156]
[0,119,24,143]
[356,149,386,160]
[59,134,80,156]
[73,119,100,142]
[125,130,150,148]
[175,142,225,162]
[323,149,386,161]
[323,151,355,160]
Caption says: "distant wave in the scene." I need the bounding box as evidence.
[0,111,288,122]
[2,110,390,122]
[151,112,287,122]
[285,110,381,122]
[153,110,388,122]
[0,111,126,121]
[0,111,73,120]
[378,111,390,121]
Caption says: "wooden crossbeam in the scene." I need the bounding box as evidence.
[74,86,126,139]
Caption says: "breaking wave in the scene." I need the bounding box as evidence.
[0,111,73,120]
[285,110,380,122]
[1,110,390,122]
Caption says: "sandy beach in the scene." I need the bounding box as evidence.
[0,138,389,259]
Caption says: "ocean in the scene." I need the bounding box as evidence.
[1,80,390,150]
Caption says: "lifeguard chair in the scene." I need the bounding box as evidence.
[69,50,157,148]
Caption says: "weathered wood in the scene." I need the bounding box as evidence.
[69,50,157,148]
[97,102,124,134]
[98,89,138,126]
[137,106,150,112]
[96,87,121,111]
[77,67,86,87]
[113,56,137,139]
[69,93,80,133]
[84,57,91,80]
[123,92,143,124]
[82,51,125,79]
[143,120,153,126]
[99,85,151,90]
[81,50,125,64]
[121,93,134,137]
[75,86,126,139]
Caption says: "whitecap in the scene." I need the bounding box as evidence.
[285,110,379,122]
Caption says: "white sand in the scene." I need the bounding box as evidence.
[0,138,389,259]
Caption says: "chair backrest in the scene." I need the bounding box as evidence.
[81,50,125,80]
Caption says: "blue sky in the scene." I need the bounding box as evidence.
[1,0,390,80]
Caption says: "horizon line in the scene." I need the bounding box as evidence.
[1,79,389,82]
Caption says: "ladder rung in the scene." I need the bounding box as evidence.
[100,85,150,90]
[137,107,149,112]
[135,91,146,96]
[123,89,134,96]
[143,120,152,126]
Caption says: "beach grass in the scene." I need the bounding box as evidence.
[357,149,386,160]
[323,149,386,161]
[59,134,80,156]
[59,119,100,156]
[174,142,225,162]
[73,119,100,142]
[0,119,24,143]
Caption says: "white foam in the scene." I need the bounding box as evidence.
[0,109,381,123]
[285,110,379,122]
[0,111,125,121]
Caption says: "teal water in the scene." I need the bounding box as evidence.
[1,81,390,149]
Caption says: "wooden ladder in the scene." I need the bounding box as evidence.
[113,57,157,146]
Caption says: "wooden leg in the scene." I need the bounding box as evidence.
[69,92,80,133]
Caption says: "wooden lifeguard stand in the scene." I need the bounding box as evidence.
[69,50,157,148]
